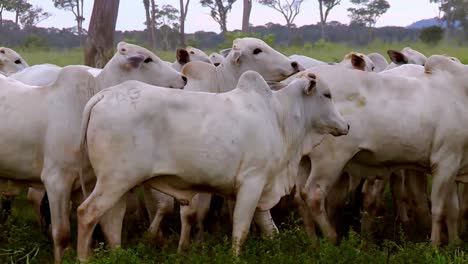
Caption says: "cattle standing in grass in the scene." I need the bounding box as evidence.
[76,70,349,260]
[0,42,186,264]
[299,56,468,247]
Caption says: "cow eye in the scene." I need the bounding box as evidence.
[14,59,21,64]
[324,93,331,99]
[253,48,262,55]
[144,57,153,63]
[371,66,375,71]
[190,51,195,54]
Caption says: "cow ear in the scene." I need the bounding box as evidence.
[177,48,190,65]
[304,73,317,95]
[220,48,231,57]
[126,54,145,69]
[231,49,242,64]
[351,54,366,71]
[387,50,408,64]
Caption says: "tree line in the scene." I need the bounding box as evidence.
[0,0,465,66]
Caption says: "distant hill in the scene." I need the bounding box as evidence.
[407,18,442,29]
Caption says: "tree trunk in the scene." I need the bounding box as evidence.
[242,0,252,32]
[150,0,157,50]
[318,0,326,40]
[179,0,190,46]
[143,0,153,46]
[287,24,291,46]
[84,0,120,68]
[15,11,19,26]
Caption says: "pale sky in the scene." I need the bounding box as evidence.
[3,0,441,33]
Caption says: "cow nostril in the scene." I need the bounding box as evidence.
[347,124,350,130]
[291,61,298,69]
[182,76,187,85]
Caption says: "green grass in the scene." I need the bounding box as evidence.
[16,40,468,67]
[1,192,468,264]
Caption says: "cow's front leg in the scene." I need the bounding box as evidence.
[42,167,75,264]
[232,177,265,256]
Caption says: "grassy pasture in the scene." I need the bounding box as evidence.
[16,41,468,66]
[2,42,468,263]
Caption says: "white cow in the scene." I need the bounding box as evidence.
[0,47,29,76]
[288,54,327,69]
[183,38,302,93]
[298,56,468,247]
[168,46,212,72]
[386,47,427,70]
[0,42,186,263]
[367,53,388,72]
[209,52,225,66]
[76,70,349,260]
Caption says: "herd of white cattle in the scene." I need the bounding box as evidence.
[0,37,467,263]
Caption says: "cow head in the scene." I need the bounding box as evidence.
[227,37,303,82]
[387,47,427,67]
[105,42,186,89]
[424,54,464,75]
[0,47,28,76]
[293,72,349,137]
[341,52,375,72]
[209,52,224,67]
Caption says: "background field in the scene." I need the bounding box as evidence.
[2,43,468,263]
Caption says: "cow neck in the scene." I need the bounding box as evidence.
[94,64,127,92]
[274,85,307,157]
[215,61,243,93]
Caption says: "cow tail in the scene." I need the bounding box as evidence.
[79,93,105,198]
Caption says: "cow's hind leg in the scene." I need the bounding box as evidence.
[99,195,127,249]
[253,209,278,238]
[77,178,135,261]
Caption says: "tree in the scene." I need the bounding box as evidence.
[318,0,340,40]
[242,0,252,32]
[155,4,179,50]
[430,0,468,39]
[0,0,14,27]
[259,0,305,45]
[179,0,190,45]
[20,6,51,27]
[143,0,156,49]
[9,0,31,26]
[149,0,157,49]
[348,0,390,40]
[52,0,85,39]
[420,26,443,46]
[84,0,120,68]
[200,0,236,35]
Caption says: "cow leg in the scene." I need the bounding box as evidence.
[145,188,174,244]
[302,157,349,244]
[294,191,316,240]
[390,171,410,224]
[405,171,431,229]
[294,156,317,239]
[232,178,265,256]
[459,183,468,234]
[99,195,127,249]
[42,169,75,264]
[429,157,459,246]
[194,193,212,243]
[445,184,460,244]
[253,209,278,237]
[77,179,134,261]
[26,187,46,227]
[178,196,198,252]
[326,173,350,232]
